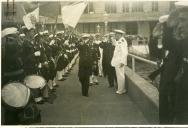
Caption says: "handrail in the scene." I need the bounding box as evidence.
[128,53,157,72]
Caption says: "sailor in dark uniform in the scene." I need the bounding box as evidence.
[2,27,24,85]
[78,34,92,97]
[21,27,38,75]
[90,35,100,85]
[158,2,188,124]
[56,31,68,81]
[172,3,188,124]
[158,14,178,124]
[21,28,45,104]
[100,32,117,88]
[49,34,59,87]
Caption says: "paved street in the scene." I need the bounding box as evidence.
[37,59,149,125]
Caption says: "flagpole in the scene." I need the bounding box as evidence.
[52,16,57,37]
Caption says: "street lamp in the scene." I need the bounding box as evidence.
[103,12,109,34]
[96,24,100,33]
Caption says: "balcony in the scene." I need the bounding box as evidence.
[44,11,169,24]
[78,12,168,23]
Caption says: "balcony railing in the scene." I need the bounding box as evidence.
[79,11,167,23]
[128,53,157,72]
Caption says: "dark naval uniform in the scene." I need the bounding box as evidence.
[100,41,117,87]
[2,36,24,85]
[91,42,100,76]
[22,39,37,75]
[159,26,179,124]
[78,43,92,96]
[174,39,188,124]
[56,38,67,72]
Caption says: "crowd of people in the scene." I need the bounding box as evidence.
[1,1,188,125]
[1,25,129,124]
[2,26,79,124]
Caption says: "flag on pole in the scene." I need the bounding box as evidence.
[23,7,39,30]
[61,2,87,28]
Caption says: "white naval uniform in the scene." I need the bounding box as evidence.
[111,37,128,94]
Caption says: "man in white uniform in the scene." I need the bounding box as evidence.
[111,29,128,94]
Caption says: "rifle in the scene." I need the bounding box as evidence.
[148,64,164,81]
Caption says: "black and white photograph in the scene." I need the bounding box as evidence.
[1,0,188,126]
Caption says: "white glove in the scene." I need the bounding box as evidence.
[38,63,42,68]
[34,51,41,56]
[50,40,55,45]
[44,61,48,65]
[64,54,68,59]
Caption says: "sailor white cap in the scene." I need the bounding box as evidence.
[2,27,19,38]
[21,26,27,29]
[159,15,169,23]
[39,32,44,35]
[56,31,64,35]
[49,34,53,38]
[19,33,25,37]
[43,30,49,34]
[109,32,115,35]
[175,1,188,9]
[82,33,90,38]
[114,29,125,34]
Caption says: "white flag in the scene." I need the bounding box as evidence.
[61,2,87,28]
[23,7,39,30]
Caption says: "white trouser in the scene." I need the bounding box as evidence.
[53,78,57,87]
[48,80,53,90]
[115,66,126,93]
[56,70,63,80]
[98,59,103,76]
[43,85,49,98]
[90,74,98,83]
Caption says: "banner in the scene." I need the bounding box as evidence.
[61,2,87,28]
[23,7,39,30]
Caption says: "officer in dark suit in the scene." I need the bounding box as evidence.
[159,3,188,124]
[100,33,117,87]
[157,11,183,124]
[78,34,92,97]
[172,4,188,124]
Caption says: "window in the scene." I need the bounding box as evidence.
[105,1,116,13]
[126,22,138,35]
[84,2,94,14]
[123,2,129,13]
[4,2,16,20]
[132,2,143,12]
[79,23,104,34]
[152,1,158,12]
[108,22,118,32]
[169,1,176,11]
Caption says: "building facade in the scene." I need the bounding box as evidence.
[76,1,174,38]
[2,1,175,38]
